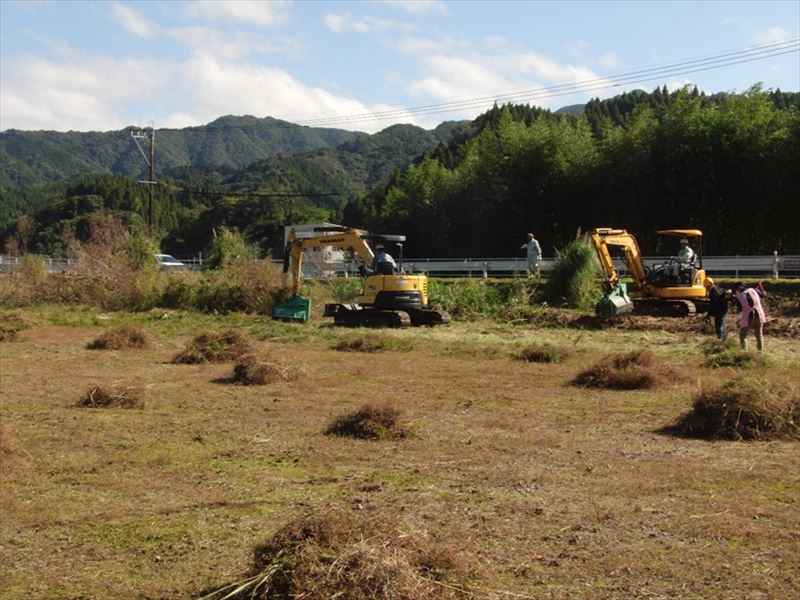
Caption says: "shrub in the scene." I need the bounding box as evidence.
[573,349,661,390]
[172,330,252,364]
[544,237,601,310]
[668,376,800,440]
[205,227,253,270]
[325,403,408,440]
[86,325,152,350]
[76,385,144,408]
[201,508,473,600]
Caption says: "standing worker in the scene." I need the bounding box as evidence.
[735,282,767,352]
[520,233,542,277]
[707,284,729,340]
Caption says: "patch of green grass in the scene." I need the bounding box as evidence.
[701,339,768,369]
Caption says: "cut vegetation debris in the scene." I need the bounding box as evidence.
[518,344,571,363]
[201,508,475,600]
[325,403,408,440]
[701,339,767,369]
[544,237,601,310]
[86,324,153,350]
[0,416,12,454]
[667,376,800,441]
[76,385,145,409]
[231,354,292,386]
[172,330,252,364]
[0,311,29,342]
[331,333,412,353]
[572,349,669,390]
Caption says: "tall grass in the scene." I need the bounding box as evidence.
[544,237,601,310]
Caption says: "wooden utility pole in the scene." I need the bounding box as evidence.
[131,124,156,234]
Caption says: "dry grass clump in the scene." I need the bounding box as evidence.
[172,330,252,364]
[573,349,663,390]
[667,377,799,441]
[76,385,145,409]
[518,344,571,363]
[0,311,29,342]
[332,333,412,353]
[231,354,292,386]
[201,508,474,600]
[701,339,767,369]
[0,416,12,455]
[325,403,408,440]
[86,324,153,350]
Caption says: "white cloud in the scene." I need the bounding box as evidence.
[0,52,167,131]
[324,12,415,34]
[378,1,447,15]
[171,55,419,132]
[185,0,292,27]
[392,35,461,54]
[109,1,155,38]
[753,26,792,45]
[405,49,612,118]
[168,26,306,60]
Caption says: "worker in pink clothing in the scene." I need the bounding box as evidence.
[734,283,767,352]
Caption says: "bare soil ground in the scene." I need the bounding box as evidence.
[1,306,799,599]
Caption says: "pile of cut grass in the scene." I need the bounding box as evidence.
[331,333,412,353]
[668,376,800,440]
[201,507,474,600]
[0,311,29,342]
[76,385,145,409]
[573,349,666,390]
[325,403,408,440]
[701,339,767,369]
[172,329,252,364]
[86,324,153,350]
[231,354,291,386]
[518,344,571,363]
[544,237,601,310]
[0,416,12,454]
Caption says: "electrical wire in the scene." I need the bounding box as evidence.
[173,38,799,132]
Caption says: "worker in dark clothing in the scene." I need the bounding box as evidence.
[707,284,729,340]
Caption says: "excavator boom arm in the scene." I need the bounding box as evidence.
[589,228,647,287]
[283,228,376,295]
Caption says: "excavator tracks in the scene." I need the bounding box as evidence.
[633,298,697,317]
[405,308,452,326]
[332,309,412,328]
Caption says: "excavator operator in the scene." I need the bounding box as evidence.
[373,245,397,275]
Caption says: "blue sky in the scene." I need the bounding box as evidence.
[1,0,798,133]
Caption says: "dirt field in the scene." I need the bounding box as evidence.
[1,306,799,599]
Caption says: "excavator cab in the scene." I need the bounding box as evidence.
[647,229,704,287]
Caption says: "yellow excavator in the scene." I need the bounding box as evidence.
[272,226,451,328]
[589,228,714,317]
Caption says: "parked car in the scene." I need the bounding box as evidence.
[155,254,187,271]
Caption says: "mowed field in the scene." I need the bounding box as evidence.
[1,306,799,599]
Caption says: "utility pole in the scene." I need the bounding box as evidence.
[131,123,156,235]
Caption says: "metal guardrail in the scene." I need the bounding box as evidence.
[3,254,799,278]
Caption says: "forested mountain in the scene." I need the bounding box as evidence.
[2,85,798,258]
[0,115,361,188]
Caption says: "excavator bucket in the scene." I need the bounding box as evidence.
[596,282,634,317]
[272,294,311,322]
